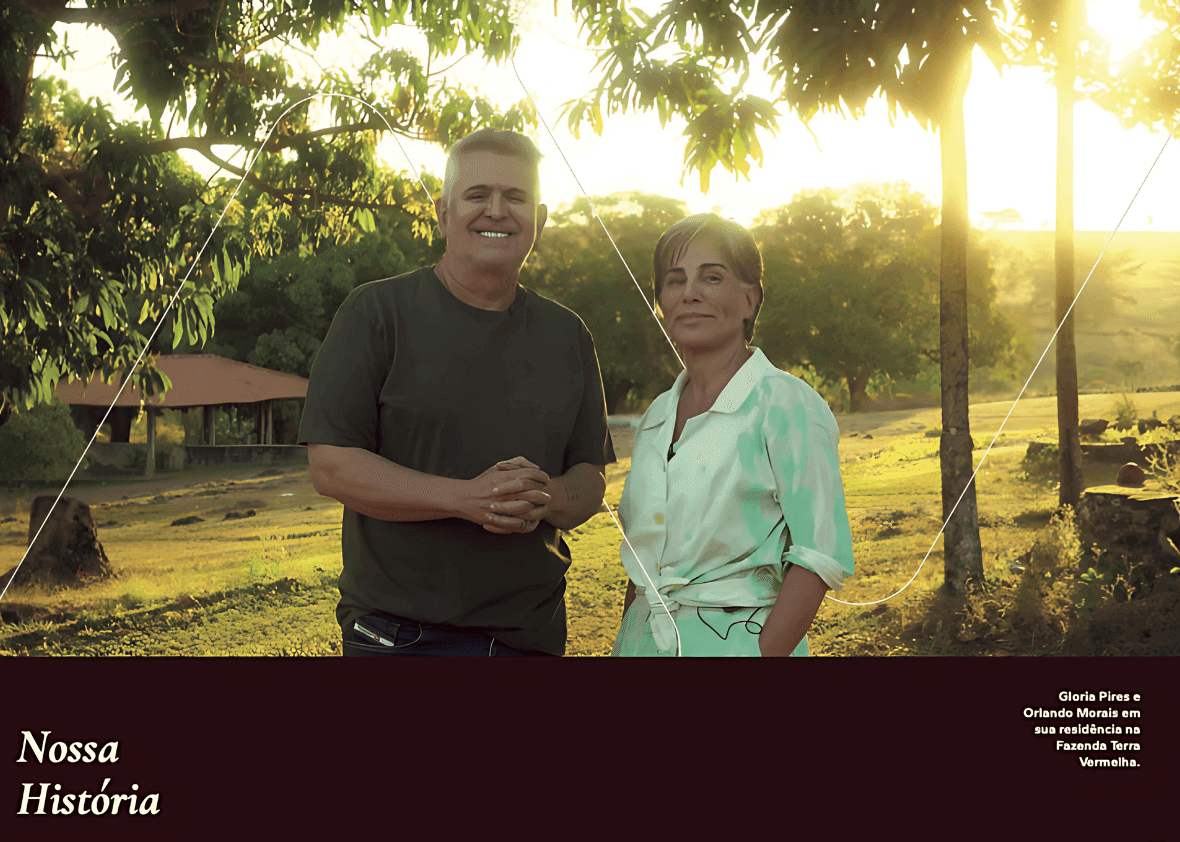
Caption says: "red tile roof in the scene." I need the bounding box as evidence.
[54,355,308,408]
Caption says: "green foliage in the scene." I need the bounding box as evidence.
[1018,442,1059,486]
[2,0,535,425]
[1024,507,1083,581]
[563,1,1012,192]
[750,184,1016,411]
[0,397,86,481]
[187,173,443,374]
[522,192,689,412]
[1110,394,1138,426]
[524,183,1016,414]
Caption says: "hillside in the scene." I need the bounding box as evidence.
[980,230,1180,390]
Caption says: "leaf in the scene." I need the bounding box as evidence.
[589,101,604,136]
[139,299,150,324]
[74,293,91,315]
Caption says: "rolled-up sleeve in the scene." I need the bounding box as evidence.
[765,389,855,590]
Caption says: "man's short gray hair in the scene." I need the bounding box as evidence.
[442,129,543,205]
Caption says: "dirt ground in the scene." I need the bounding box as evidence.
[2,390,1175,517]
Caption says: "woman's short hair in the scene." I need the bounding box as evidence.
[652,213,764,343]
[442,129,543,205]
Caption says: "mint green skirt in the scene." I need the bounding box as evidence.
[610,603,808,657]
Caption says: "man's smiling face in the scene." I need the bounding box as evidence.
[435,150,547,277]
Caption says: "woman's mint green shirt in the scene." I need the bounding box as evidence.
[611,348,855,657]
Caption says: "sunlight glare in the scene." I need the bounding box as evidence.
[1086,0,1167,65]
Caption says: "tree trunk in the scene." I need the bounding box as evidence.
[1056,0,1085,508]
[604,381,634,416]
[848,370,872,413]
[937,49,984,592]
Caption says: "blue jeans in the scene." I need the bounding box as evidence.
[341,611,554,657]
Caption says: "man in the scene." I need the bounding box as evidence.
[298,129,615,657]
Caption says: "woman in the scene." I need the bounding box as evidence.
[611,214,855,657]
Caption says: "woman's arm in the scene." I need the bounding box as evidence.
[758,564,829,656]
[623,579,637,614]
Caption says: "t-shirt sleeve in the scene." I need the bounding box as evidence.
[765,383,855,590]
[562,322,617,473]
[297,286,390,451]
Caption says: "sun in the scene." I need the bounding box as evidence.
[1085,0,1168,66]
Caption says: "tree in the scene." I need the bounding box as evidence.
[521,192,687,412]
[1111,357,1146,392]
[1014,0,1180,505]
[562,1,1018,591]
[752,184,1017,412]
[183,168,446,376]
[1053,0,1085,507]
[1014,0,1107,508]
[1,0,534,428]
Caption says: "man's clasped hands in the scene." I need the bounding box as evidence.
[469,456,553,535]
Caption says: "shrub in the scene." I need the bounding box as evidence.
[1145,447,1180,494]
[1111,394,1138,426]
[1010,508,1084,640]
[1018,442,1058,485]
[0,398,87,481]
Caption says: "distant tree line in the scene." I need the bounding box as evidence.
[168,181,1022,417]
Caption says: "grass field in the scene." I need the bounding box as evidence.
[2,390,1179,657]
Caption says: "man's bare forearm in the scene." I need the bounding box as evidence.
[543,462,606,531]
[308,444,462,522]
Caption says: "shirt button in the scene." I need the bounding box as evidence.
[654,513,664,524]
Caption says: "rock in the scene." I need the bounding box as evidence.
[1113,419,1135,432]
[1138,418,1163,435]
[1116,463,1146,487]
[1120,437,1138,446]
[170,516,205,526]
[1078,487,1180,575]
[0,497,115,591]
[0,603,50,625]
[924,429,941,437]
[848,432,859,437]
[1026,441,1055,459]
[1079,418,1108,436]
[863,434,873,440]
[222,509,256,521]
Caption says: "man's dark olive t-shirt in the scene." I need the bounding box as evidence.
[297,266,616,655]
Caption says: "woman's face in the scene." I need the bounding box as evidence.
[659,235,757,353]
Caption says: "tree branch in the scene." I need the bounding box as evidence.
[169,141,403,212]
[19,0,212,26]
[147,116,397,155]
[18,152,110,221]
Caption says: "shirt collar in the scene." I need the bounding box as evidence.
[640,347,772,430]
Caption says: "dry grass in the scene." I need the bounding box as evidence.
[2,395,1178,656]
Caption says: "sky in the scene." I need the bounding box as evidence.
[33,0,1180,233]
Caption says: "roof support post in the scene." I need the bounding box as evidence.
[144,406,156,477]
